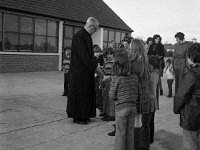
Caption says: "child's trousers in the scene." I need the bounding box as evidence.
[115,107,137,150]
[183,128,200,150]
[63,73,69,96]
[167,79,174,96]
[102,79,115,117]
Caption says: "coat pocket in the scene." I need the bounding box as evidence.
[180,103,200,131]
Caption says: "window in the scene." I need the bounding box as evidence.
[46,20,58,52]
[21,17,33,34]
[115,32,121,43]
[34,19,47,52]
[20,17,34,51]
[4,33,18,51]
[65,26,73,38]
[20,34,33,51]
[109,31,114,42]
[63,25,82,49]
[0,12,58,53]
[64,39,72,49]
[47,37,57,53]
[34,36,46,52]
[103,29,129,49]
[48,20,57,36]
[4,14,19,51]
[121,33,125,41]
[103,30,108,42]
[35,18,46,35]
[4,14,18,32]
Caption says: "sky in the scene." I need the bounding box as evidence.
[103,0,200,44]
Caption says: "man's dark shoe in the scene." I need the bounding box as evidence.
[73,118,88,125]
[62,91,68,96]
[160,90,163,95]
[167,95,172,98]
[85,118,91,122]
[102,116,115,121]
[99,112,106,117]
[101,114,109,120]
[141,147,149,150]
[108,129,116,136]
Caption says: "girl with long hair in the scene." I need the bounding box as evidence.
[129,39,157,150]
[109,49,141,150]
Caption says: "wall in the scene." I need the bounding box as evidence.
[0,54,59,73]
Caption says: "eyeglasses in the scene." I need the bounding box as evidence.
[91,25,98,31]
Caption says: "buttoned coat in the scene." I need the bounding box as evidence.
[67,28,97,119]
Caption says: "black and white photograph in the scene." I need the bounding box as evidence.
[0,0,200,150]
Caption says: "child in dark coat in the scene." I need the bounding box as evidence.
[93,45,104,113]
[164,58,174,97]
[101,47,115,121]
[62,49,71,96]
[174,43,200,150]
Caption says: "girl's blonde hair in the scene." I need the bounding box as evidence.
[129,38,150,80]
[112,49,131,76]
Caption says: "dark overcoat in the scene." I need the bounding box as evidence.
[174,65,200,131]
[148,43,165,69]
[67,28,97,119]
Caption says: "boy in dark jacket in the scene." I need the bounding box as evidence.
[174,43,200,150]
[93,45,104,114]
[101,48,115,121]
[62,49,71,96]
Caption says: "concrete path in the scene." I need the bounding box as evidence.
[0,71,183,150]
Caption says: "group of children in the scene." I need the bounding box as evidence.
[94,46,115,121]
[61,39,174,150]
[91,38,160,150]
[93,39,177,150]
[62,37,200,150]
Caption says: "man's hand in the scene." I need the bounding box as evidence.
[96,64,103,76]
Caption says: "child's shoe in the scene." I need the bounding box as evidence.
[160,90,163,95]
[108,124,116,136]
[108,130,115,136]
[99,112,105,117]
[167,94,172,97]
[102,115,115,121]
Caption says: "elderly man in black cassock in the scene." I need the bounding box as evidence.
[67,17,101,125]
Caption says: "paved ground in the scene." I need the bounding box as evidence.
[0,71,183,150]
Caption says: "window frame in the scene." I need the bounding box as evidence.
[103,28,129,49]
[0,11,59,53]
[63,25,82,50]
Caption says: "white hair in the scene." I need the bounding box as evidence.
[86,17,99,25]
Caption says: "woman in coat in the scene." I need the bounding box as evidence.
[148,34,165,97]
[172,32,189,94]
